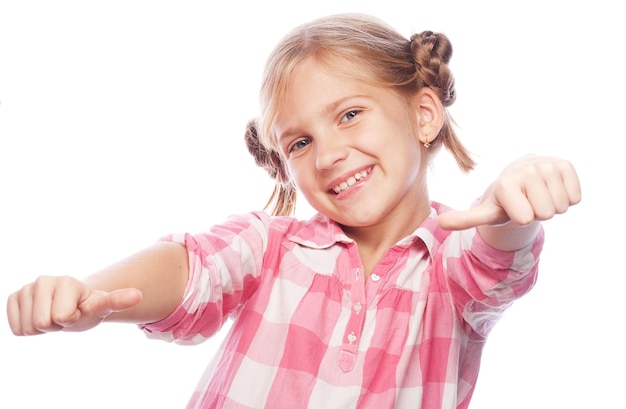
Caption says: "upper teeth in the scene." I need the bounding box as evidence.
[332,169,370,193]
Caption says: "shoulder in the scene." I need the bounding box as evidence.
[216,211,325,242]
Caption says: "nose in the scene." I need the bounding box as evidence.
[315,131,348,170]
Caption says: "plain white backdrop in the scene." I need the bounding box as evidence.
[1,1,623,407]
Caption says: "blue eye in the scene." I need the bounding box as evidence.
[341,110,359,123]
[289,138,310,152]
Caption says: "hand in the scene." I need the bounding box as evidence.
[438,155,581,231]
[6,276,142,336]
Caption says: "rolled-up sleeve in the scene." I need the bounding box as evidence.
[140,212,271,345]
[442,226,544,337]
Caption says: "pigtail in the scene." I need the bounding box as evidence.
[410,31,475,172]
[245,118,296,216]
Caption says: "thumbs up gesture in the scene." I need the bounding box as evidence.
[438,155,581,248]
[7,276,142,336]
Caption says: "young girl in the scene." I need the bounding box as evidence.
[7,13,580,409]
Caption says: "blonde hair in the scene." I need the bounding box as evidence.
[245,13,475,216]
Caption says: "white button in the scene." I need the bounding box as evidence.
[347,332,357,344]
[371,273,380,282]
[353,303,362,314]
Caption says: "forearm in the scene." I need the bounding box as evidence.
[83,241,189,324]
[477,220,541,252]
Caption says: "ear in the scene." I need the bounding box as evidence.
[411,88,444,146]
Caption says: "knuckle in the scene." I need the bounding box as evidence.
[513,214,535,226]
[51,310,74,326]
[493,178,513,195]
[32,316,52,331]
[21,324,39,336]
[32,275,57,291]
[33,275,53,285]
[554,200,571,214]
[534,211,553,221]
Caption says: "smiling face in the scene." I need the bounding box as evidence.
[273,57,434,235]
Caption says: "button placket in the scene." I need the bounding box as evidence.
[338,267,366,373]
[364,246,402,306]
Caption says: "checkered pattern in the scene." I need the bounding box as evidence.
[142,202,543,408]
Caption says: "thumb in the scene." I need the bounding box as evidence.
[438,203,509,231]
[58,288,143,331]
[94,288,143,318]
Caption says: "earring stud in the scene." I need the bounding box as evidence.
[423,133,431,148]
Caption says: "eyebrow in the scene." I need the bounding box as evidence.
[322,94,369,116]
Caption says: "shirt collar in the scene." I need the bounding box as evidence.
[287,202,451,257]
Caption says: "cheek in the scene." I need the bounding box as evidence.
[287,159,327,205]
[285,160,309,189]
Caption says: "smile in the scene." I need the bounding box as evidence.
[331,168,372,194]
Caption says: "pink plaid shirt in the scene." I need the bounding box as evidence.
[142,202,543,408]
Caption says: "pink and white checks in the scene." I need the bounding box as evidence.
[142,202,542,408]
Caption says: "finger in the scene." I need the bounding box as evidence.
[20,283,51,335]
[527,159,579,218]
[496,182,537,225]
[70,288,142,325]
[517,178,557,222]
[438,203,509,231]
[99,288,142,316]
[560,160,582,206]
[6,291,35,336]
[6,292,21,335]
[49,277,88,327]
[543,169,572,215]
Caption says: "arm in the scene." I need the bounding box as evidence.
[7,241,189,336]
[438,155,581,250]
[83,241,189,323]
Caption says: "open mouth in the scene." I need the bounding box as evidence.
[331,167,372,194]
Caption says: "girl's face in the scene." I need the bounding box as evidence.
[273,58,431,231]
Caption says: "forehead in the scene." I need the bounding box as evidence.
[290,58,361,94]
[281,56,384,111]
[272,59,369,125]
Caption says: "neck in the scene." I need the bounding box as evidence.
[341,197,431,278]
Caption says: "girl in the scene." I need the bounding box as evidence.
[7,13,580,409]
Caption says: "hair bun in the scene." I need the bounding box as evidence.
[409,30,455,107]
[245,118,288,183]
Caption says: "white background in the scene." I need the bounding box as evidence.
[1,1,623,407]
